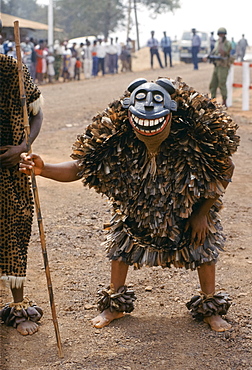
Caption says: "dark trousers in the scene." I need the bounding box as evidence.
[108,53,117,74]
[150,48,163,68]
[163,46,172,67]
[192,46,199,69]
[98,58,105,75]
[92,56,99,76]
[115,54,119,73]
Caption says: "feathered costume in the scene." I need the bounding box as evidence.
[72,77,239,270]
[72,77,239,317]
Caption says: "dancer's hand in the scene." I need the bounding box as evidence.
[19,153,44,176]
[185,211,209,248]
[0,145,26,168]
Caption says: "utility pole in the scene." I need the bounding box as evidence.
[48,0,54,52]
[133,0,140,50]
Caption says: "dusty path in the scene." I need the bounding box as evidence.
[1,61,252,370]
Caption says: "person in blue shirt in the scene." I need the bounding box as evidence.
[230,37,237,56]
[161,31,173,68]
[191,28,201,70]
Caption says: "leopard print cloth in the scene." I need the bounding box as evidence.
[0,54,41,281]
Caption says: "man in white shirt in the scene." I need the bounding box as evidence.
[96,39,106,76]
[106,38,118,74]
[115,37,122,73]
[83,40,93,79]
[147,31,164,69]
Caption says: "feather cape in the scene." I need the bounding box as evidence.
[71,78,239,270]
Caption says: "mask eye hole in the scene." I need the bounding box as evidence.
[135,92,146,100]
[154,94,163,103]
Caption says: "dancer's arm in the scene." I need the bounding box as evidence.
[20,153,80,182]
[0,109,43,168]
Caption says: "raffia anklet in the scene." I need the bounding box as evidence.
[97,284,137,313]
[0,297,43,328]
[186,291,232,320]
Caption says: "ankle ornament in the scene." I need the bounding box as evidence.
[186,291,231,320]
[0,297,43,328]
[97,284,137,313]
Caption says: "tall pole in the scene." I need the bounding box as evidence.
[14,20,63,358]
[133,0,140,50]
[48,0,54,52]
[126,0,132,41]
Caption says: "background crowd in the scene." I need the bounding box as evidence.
[0,35,134,85]
[0,29,249,86]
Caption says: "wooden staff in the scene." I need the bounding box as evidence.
[14,21,63,358]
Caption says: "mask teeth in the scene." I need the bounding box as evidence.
[132,114,165,130]
[132,120,166,134]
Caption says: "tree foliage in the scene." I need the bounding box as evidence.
[1,0,47,24]
[1,0,181,40]
[137,0,180,13]
[55,0,125,39]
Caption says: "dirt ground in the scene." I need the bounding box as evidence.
[1,55,252,370]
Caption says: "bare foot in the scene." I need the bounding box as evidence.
[17,320,39,335]
[91,309,124,328]
[204,315,231,332]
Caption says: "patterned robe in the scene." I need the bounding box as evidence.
[0,54,41,285]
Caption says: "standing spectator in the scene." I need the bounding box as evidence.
[76,42,84,60]
[106,38,118,74]
[30,39,37,81]
[125,38,133,71]
[54,40,64,81]
[210,31,216,52]
[47,51,55,83]
[21,38,35,80]
[62,43,71,82]
[3,35,14,55]
[69,52,77,81]
[209,27,232,107]
[0,18,44,335]
[35,39,48,84]
[160,31,173,67]
[29,37,35,48]
[6,42,16,58]
[120,45,131,72]
[3,39,9,54]
[230,37,237,56]
[147,30,163,69]
[76,42,84,74]
[70,42,77,58]
[97,39,106,76]
[191,28,201,70]
[75,57,82,80]
[83,40,93,79]
[237,34,248,61]
[91,40,99,77]
[115,37,122,73]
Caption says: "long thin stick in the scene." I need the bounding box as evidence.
[14,20,63,358]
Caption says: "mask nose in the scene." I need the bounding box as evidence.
[144,92,154,108]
